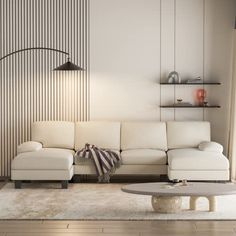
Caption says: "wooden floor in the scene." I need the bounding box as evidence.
[1,181,236,235]
[0,220,236,236]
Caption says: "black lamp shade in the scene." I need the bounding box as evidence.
[54,60,83,71]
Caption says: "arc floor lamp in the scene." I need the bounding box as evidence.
[0,47,83,71]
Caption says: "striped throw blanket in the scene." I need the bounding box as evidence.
[75,143,121,183]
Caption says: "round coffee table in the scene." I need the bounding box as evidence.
[121,182,236,213]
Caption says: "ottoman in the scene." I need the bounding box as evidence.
[11,149,74,189]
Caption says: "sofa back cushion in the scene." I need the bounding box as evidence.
[31,121,75,149]
[75,121,121,150]
[121,122,167,151]
[167,121,211,149]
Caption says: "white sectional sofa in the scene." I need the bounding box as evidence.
[11,121,230,188]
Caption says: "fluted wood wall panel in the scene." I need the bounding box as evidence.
[0,0,90,177]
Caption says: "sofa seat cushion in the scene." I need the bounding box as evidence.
[168,148,229,170]
[121,149,167,165]
[42,148,75,155]
[12,149,73,170]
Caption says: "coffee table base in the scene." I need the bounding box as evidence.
[151,195,217,213]
[151,196,182,213]
[190,196,216,212]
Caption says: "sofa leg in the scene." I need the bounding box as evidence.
[170,179,180,184]
[160,175,168,182]
[70,175,81,183]
[61,180,68,189]
[15,181,22,189]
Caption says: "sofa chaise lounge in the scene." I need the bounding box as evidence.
[11,121,230,188]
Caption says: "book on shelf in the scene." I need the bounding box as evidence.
[186,77,203,84]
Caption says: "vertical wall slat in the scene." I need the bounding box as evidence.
[0,0,90,177]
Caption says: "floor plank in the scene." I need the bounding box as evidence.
[140,233,236,236]
[0,221,43,225]
[6,234,138,236]
[0,228,102,233]
[0,220,236,235]
[195,221,236,229]
[194,233,236,236]
[0,224,68,229]
[102,221,196,233]
[167,221,197,230]
[67,220,168,229]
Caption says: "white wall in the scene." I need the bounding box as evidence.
[90,0,161,121]
[90,0,236,152]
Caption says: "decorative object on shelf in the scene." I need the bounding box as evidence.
[186,76,203,84]
[174,99,193,107]
[203,101,208,106]
[167,71,181,84]
[0,47,83,71]
[196,88,206,106]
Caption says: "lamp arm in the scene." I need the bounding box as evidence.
[0,47,69,62]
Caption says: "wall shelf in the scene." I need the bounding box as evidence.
[160,82,221,85]
[160,105,221,108]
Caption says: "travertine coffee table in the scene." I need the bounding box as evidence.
[121,182,236,213]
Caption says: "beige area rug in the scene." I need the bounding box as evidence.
[1,182,236,220]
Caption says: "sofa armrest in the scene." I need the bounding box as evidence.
[17,141,43,154]
[198,141,223,153]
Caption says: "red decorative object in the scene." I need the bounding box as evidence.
[196,89,206,106]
